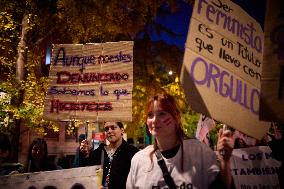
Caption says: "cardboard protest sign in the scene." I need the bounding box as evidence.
[260,0,284,123]
[230,146,281,189]
[180,0,270,139]
[43,41,133,122]
[0,166,102,189]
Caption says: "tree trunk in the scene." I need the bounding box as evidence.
[16,14,28,81]
[11,14,29,162]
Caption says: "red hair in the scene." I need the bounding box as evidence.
[146,92,186,171]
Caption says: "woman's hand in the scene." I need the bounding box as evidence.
[216,127,234,188]
[79,139,91,158]
[217,128,234,161]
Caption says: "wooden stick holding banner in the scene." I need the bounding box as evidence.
[95,132,104,188]
[85,120,89,140]
[220,124,227,156]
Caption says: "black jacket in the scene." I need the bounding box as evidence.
[79,139,139,189]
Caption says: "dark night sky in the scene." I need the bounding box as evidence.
[151,0,267,50]
[46,0,267,64]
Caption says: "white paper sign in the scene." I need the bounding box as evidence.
[230,146,281,189]
[0,166,102,189]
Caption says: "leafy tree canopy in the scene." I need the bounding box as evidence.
[0,0,206,146]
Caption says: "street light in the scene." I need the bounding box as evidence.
[168,70,173,76]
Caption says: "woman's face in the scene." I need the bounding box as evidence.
[146,100,177,138]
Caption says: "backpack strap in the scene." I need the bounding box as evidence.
[155,149,177,189]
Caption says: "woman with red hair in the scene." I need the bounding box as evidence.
[126,91,235,189]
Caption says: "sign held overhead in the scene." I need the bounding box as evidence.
[180,0,270,139]
[43,41,133,122]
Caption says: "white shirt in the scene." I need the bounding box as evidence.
[126,139,219,189]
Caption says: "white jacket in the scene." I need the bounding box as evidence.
[126,139,219,189]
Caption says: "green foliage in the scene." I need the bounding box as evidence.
[65,119,84,135]
[0,65,58,134]
[181,111,200,138]
[0,91,12,133]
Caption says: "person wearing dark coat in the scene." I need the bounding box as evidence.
[25,138,57,172]
[0,134,24,175]
[79,122,138,189]
[73,134,86,168]
[267,125,284,189]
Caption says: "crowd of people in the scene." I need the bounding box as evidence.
[0,90,283,189]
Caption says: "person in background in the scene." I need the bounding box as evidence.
[25,138,56,172]
[73,134,86,168]
[267,123,283,189]
[126,91,235,189]
[127,138,135,147]
[234,138,247,149]
[0,134,24,175]
[257,136,270,146]
[79,122,139,189]
[57,152,69,169]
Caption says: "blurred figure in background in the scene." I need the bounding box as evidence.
[267,123,283,189]
[25,138,56,172]
[0,134,24,175]
[73,134,86,168]
[57,152,69,169]
[234,138,247,149]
